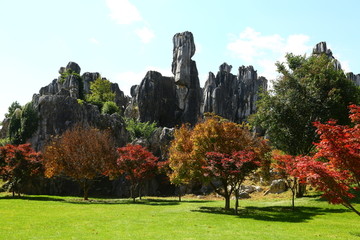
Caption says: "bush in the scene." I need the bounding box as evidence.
[124,118,157,140]
[102,101,120,115]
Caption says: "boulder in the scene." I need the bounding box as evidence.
[66,61,81,74]
[264,179,288,195]
[238,191,251,199]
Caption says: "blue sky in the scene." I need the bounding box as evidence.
[1,0,360,119]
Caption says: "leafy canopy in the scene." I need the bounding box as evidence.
[43,124,117,200]
[0,144,43,196]
[252,53,360,155]
[109,144,159,202]
[168,114,270,209]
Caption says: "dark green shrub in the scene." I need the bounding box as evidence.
[102,101,120,115]
[124,118,157,140]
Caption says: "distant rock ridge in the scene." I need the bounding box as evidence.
[312,41,360,85]
[126,31,265,126]
[202,63,267,123]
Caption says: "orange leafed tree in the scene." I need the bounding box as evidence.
[168,114,270,209]
[43,124,117,200]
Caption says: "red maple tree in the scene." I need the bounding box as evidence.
[273,152,306,210]
[112,144,159,202]
[0,144,43,197]
[313,105,360,186]
[204,150,259,213]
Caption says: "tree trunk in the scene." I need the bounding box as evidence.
[178,185,182,202]
[291,177,297,211]
[343,202,360,216]
[130,184,135,203]
[296,183,306,198]
[83,179,89,200]
[235,191,239,214]
[138,184,142,200]
[224,195,231,210]
[291,189,295,211]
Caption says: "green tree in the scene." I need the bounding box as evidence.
[86,77,115,110]
[8,102,39,145]
[5,101,21,118]
[8,108,22,145]
[252,53,360,156]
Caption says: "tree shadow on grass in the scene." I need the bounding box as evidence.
[192,206,349,223]
[0,195,66,202]
[65,198,181,205]
[0,194,213,206]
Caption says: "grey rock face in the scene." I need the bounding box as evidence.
[66,61,81,74]
[26,61,129,151]
[312,41,342,70]
[127,31,202,126]
[347,72,360,86]
[82,72,100,95]
[202,63,267,123]
[313,41,360,86]
[172,31,196,87]
[30,94,128,151]
[136,71,178,127]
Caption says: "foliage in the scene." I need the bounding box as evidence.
[59,69,81,84]
[168,115,270,209]
[0,144,43,196]
[5,101,21,118]
[299,157,359,215]
[43,124,117,200]
[20,102,39,142]
[204,151,259,213]
[124,118,157,140]
[0,138,10,147]
[7,102,39,145]
[110,144,159,202]
[8,108,22,145]
[252,53,360,156]
[273,152,306,210]
[86,77,115,110]
[313,106,360,186]
[272,105,360,216]
[77,99,85,105]
[102,101,120,115]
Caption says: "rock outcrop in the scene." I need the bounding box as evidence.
[126,31,202,127]
[313,41,360,86]
[312,41,342,71]
[29,62,129,150]
[202,63,267,123]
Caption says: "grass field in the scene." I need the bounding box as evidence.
[0,192,359,240]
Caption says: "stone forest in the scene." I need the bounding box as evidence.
[1,31,360,217]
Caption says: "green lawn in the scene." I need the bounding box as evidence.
[0,193,359,240]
